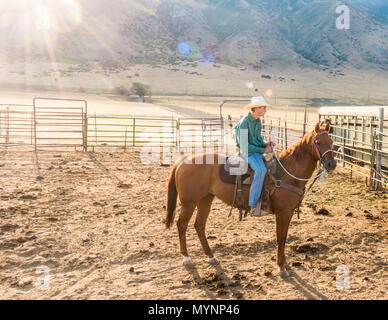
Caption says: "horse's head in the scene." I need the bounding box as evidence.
[312,122,337,172]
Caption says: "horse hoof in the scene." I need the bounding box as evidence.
[208,257,219,265]
[182,256,192,265]
[285,264,291,271]
[278,269,290,278]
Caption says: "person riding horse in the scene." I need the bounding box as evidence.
[235,96,275,217]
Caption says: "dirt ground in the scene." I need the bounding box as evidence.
[0,148,387,300]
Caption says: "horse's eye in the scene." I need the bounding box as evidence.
[316,141,320,145]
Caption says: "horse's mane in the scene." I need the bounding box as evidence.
[279,130,314,168]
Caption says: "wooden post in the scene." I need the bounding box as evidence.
[303,106,307,136]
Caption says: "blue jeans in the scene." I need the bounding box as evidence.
[245,153,267,208]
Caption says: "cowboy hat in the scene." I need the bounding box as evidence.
[244,96,272,109]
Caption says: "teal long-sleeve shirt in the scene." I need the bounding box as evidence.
[235,113,267,154]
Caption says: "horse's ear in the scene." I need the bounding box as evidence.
[314,122,321,132]
[325,121,330,132]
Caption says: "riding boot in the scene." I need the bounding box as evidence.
[250,200,269,217]
[261,188,270,211]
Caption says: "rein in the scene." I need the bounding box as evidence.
[273,130,332,182]
[273,149,326,182]
[270,131,332,218]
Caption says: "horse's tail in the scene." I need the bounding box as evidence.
[165,162,179,229]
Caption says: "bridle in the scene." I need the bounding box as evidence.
[311,131,334,165]
[271,130,334,219]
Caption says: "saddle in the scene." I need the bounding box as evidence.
[219,153,305,220]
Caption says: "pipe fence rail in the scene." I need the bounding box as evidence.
[86,115,178,150]
[0,97,386,189]
[0,104,34,147]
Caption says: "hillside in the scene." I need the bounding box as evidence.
[0,0,387,70]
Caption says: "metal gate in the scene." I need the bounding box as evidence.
[33,98,87,151]
[178,117,224,152]
[0,104,34,148]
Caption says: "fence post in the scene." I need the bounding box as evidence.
[375,107,384,190]
[176,119,180,151]
[84,114,88,152]
[201,119,205,150]
[30,112,34,145]
[6,107,9,144]
[303,106,307,136]
[284,106,288,149]
[33,99,37,151]
[94,113,97,146]
[370,130,376,189]
[124,125,128,151]
[132,118,136,147]
[342,128,346,168]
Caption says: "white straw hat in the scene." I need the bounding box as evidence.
[244,96,272,109]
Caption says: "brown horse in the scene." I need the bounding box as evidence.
[165,122,336,277]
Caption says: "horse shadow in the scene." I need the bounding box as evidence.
[184,262,244,300]
[183,263,218,299]
[285,268,329,300]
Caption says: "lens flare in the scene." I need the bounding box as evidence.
[178,42,192,55]
[197,52,215,67]
[59,0,82,26]
[245,81,254,89]
[178,41,199,61]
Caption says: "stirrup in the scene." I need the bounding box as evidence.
[250,208,269,217]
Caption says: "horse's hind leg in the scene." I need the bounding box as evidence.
[194,194,218,264]
[177,202,196,265]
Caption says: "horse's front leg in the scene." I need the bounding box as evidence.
[275,210,293,278]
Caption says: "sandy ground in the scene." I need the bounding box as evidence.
[0,148,386,300]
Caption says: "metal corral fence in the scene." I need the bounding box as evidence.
[0,98,87,151]
[86,114,178,150]
[220,100,387,190]
[1,97,386,189]
[33,98,87,151]
[0,104,34,147]
[319,107,387,190]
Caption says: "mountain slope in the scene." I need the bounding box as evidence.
[0,0,386,70]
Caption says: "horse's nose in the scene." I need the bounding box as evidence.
[327,159,337,171]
